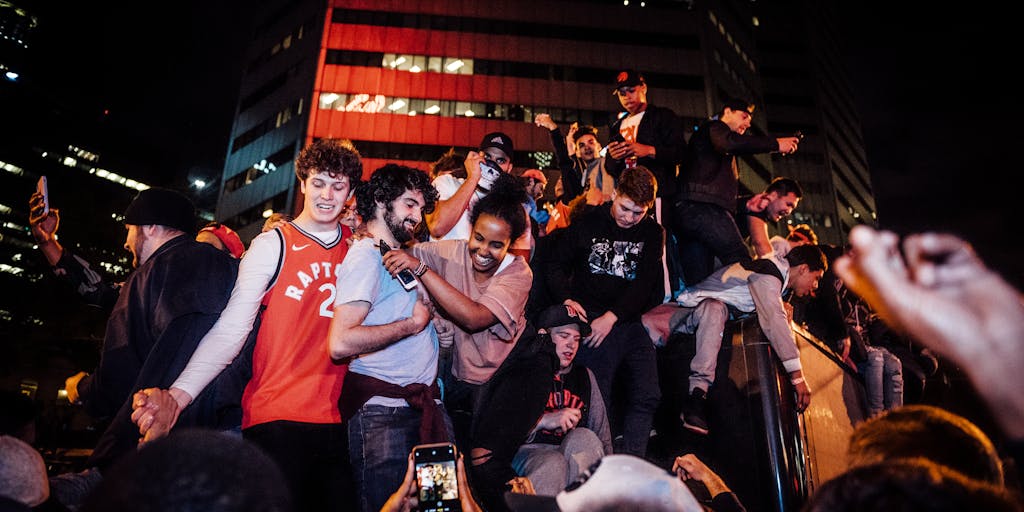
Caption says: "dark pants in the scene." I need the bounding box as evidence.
[347,403,454,512]
[673,199,751,286]
[243,420,354,512]
[575,319,660,458]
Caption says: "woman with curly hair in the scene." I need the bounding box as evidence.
[383,172,556,510]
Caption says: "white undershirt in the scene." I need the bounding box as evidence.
[618,111,645,143]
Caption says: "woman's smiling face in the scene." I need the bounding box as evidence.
[468,213,512,276]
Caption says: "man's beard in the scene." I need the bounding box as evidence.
[384,206,415,244]
[130,230,147,268]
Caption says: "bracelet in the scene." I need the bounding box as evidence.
[790,376,805,385]
[413,262,428,277]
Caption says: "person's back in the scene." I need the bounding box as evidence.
[84,190,241,470]
[130,139,365,512]
[81,429,292,512]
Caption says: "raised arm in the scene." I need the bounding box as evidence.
[30,193,120,309]
[425,152,483,238]
[535,114,584,201]
[383,249,499,333]
[835,226,1024,439]
[747,214,773,258]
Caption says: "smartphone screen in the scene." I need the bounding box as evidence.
[413,443,460,512]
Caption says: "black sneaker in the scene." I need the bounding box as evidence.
[681,388,709,435]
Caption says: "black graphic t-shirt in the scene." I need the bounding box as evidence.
[546,202,664,322]
[532,366,592,445]
[587,238,645,280]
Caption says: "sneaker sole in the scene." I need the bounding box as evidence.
[681,418,709,435]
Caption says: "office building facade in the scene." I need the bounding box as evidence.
[217,0,872,244]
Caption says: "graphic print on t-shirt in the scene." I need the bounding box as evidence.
[587,237,644,280]
[618,111,644,143]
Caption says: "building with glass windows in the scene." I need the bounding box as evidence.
[752,0,876,242]
[217,0,872,245]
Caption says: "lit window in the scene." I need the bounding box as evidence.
[428,57,443,73]
[342,94,386,113]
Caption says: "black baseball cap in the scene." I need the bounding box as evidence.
[722,97,755,114]
[480,132,514,159]
[613,69,645,90]
[537,304,591,337]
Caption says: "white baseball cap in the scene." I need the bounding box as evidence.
[504,454,703,512]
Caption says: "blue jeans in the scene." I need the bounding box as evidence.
[857,346,904,417]
[673,200,751,286]
[575,320,660,458]
[347,403,454,512]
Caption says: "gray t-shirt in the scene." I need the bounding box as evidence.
[335,238,438,407]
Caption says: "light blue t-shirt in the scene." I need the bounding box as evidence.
[334,238,438,407]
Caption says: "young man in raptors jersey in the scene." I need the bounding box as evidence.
[131,139,364,511]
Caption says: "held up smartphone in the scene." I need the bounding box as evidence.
[36,176,49,216]
[412,442,461,512]
[379,240,418,291]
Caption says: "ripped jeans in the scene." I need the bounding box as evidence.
[858,346,904,417]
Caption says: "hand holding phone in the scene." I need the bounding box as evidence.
[380,240,418,291]
[413,443,461,512]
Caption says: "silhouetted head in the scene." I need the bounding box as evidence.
[81,429,292,512]
[847,405,1004,485]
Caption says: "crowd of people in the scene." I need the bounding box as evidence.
[2,68,1022,512]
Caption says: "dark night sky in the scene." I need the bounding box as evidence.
[836,5,1020,286]
[20,2,1022,284]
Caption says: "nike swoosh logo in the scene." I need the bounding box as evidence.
[291,244,310,251]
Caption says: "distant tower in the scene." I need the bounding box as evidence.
[0,0,37,81]
[751,0,876,244]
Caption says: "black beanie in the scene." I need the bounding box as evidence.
[123,188,196,233]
